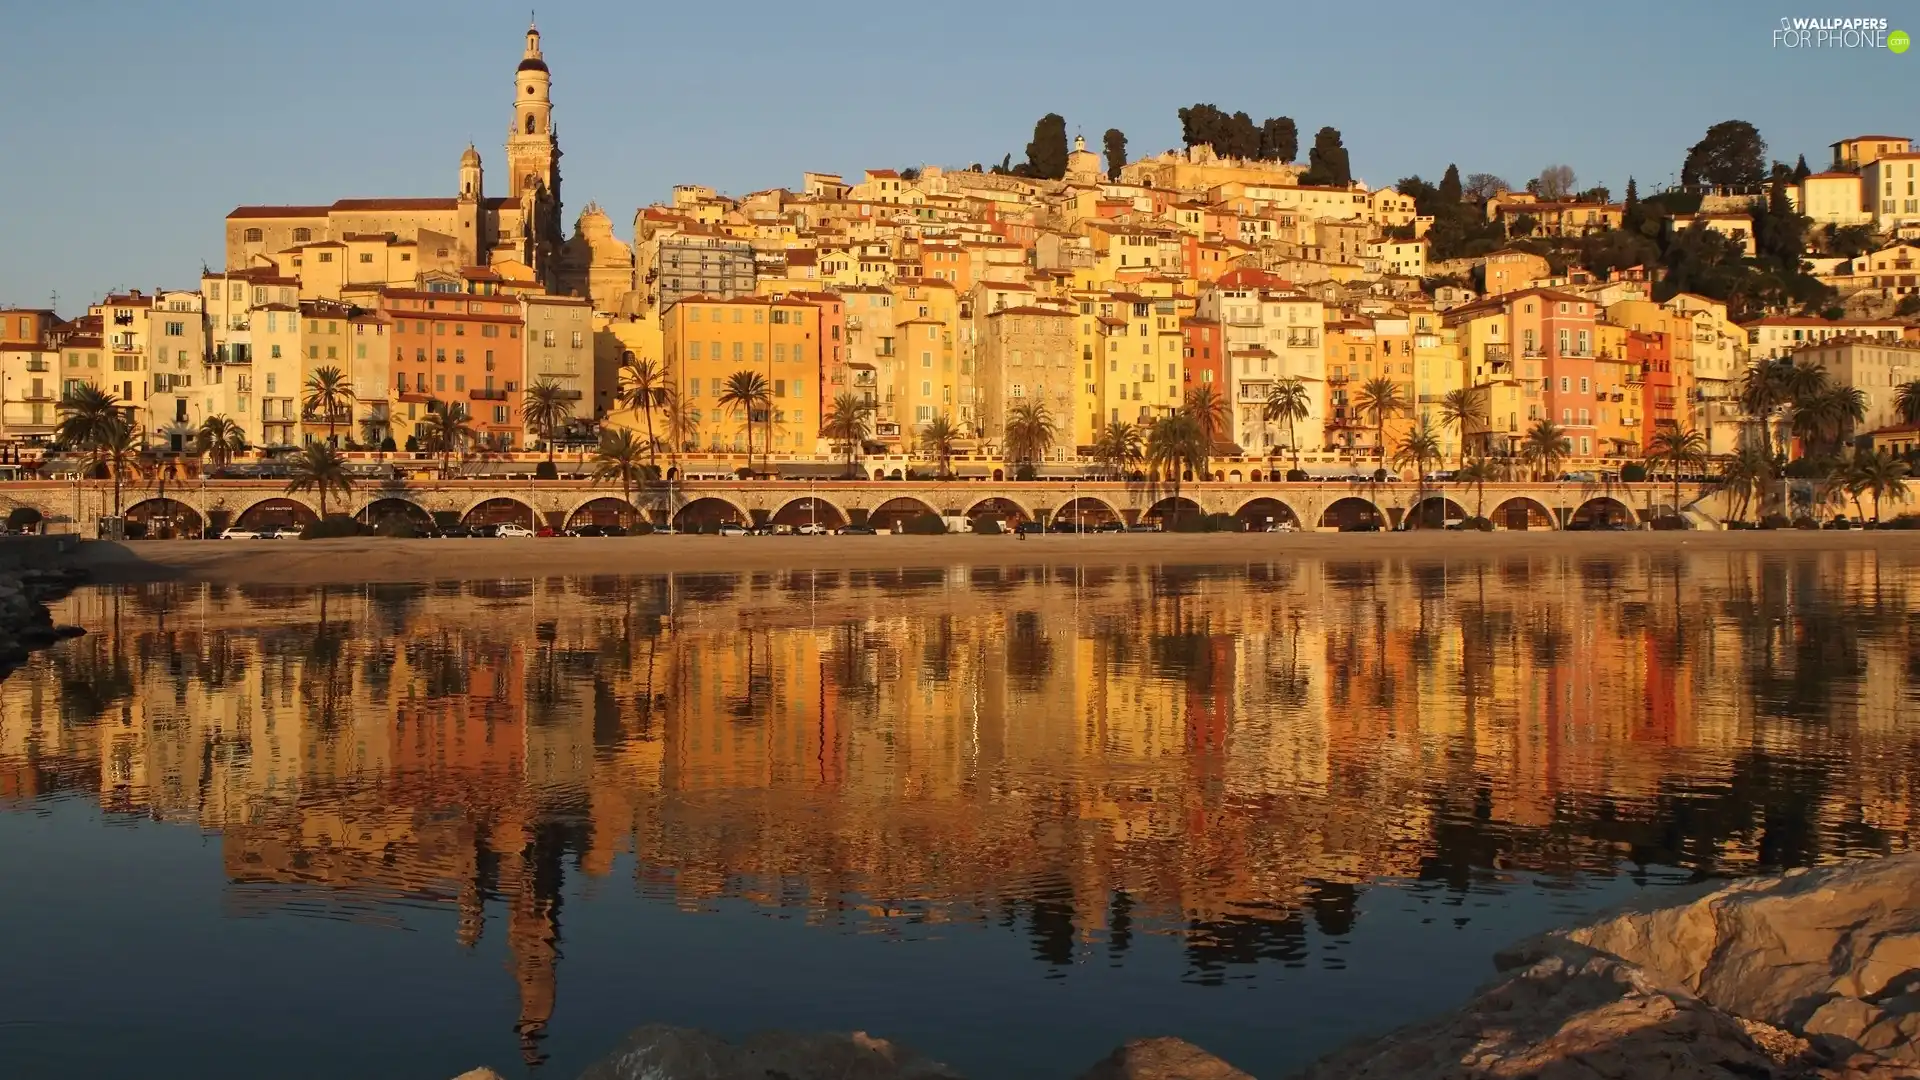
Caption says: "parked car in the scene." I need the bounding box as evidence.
[256,527,292,540]
[494,523,535,538]
[467,524,499,538]
[652,525,677,536]
[1267,520,1299,533]
[1127,522,1159,533]
[218,527,262,540]
[565,523,603,537]
[1094,520,1126,533]
[1015,521,1045,536]
[1339,520,1382,532]
[535,526,558,538]
[436,523,476,539]
[717,523,748,537]
[796,523,829,536]
[834,524,877,535]
[745,523,776,536]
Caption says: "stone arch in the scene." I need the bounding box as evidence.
[1319,496,1384,531]
[1055,496,1120,526]
[463,496,538,528]
[770,497,848,529]
[124,497,204,539]
[1227,469,1243,482]
[566,497,641,529]
[1233,497,1301,531]
[235,497,318,530]
[868,496,937,531]
[355,497,432,528]
[965,496,1030,524]
[872,468,886,481]
[1144,496,1203,527]
[1491,496,1556,531]
[1407,495,1469,529]
[1570,496,1634,529]
[991,468,1005,481]
[1249,469,1263,482]
[673,496,748,531]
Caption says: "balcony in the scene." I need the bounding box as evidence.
[552,388,582,401]
[301,407,352,424]
[1326,374,1349,385]
[1285,333,1319,347]
[19,389,53,402]
[469,387,509,402]
[24,361,48,372]
[1484,345,1512,364]
[1611,391,1625,401]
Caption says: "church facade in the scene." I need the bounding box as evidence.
[223,23,566,290]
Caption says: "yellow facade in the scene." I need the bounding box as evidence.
[662,296,822,455]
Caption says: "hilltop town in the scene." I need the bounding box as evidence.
[5,22,1920,484]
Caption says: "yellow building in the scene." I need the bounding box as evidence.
[979,307,1076,456]
[1799,172,1871,226]
[661,295,822,456]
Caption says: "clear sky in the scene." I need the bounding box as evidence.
[3,0,1913,313]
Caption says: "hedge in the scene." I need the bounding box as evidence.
[301,515,366,540]
[971,517,1003,535]
[901,513,947,535]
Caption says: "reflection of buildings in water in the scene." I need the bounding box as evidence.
[2,554,1918,1044]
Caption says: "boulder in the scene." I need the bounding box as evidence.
[573,1024,963,1080]
[1072,1037,1253,1080]
[1531,853,1920,1063]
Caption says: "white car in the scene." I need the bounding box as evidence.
[717,523,747,536]
[1270,520,1298,533]
[218,527,261,540]
[796,523,828,536]
[494,523,536,538]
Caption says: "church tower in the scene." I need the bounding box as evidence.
[505,20,563,282]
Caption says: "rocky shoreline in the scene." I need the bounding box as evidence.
[452,853,1919,1079]
[0,565,87,674]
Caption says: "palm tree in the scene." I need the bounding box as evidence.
[661,387,696,461]
[195,414,248,472]
[717,370,772,473]
[1004,400,1058,473]
[417,398,476,479]
[1791,385,1866,459]
[1645,425,1709,520]
[1896,379,1920,427]
[1848,447,1911,522]
[89,420,146,519]
[1737,359,1792,463]
[1438,387,1487,467]
[1146,412,1206,503]
[521,380,574,471]
[1263,378,1311,476]
[1520,419,1571,481]
[918,412,960,478]
[1095,420,1144,481]
[822,392,875,479]
[357,406,391,461]
[1182,385,1228,456]
[301,365,356,448]
[56,384,124,452]
[1391,418,1444,527]
[1354,376,1406,467]
[616,355,669,474]
[591,427,652,528]
[1456,458,1497,521]
[1719,443,1771,524]
[285,441,353,521]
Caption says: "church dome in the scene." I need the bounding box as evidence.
[461,144,482,166]
[517,57,548,73]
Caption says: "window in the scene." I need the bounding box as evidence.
[356,344,366,360]
[243,228,263,243]
[1580,377,1589,393]
[266,374,277,393]
[689,342,702,361]
[542,329,555,348]
[690,378,700,398]
[455,349,465,364]
[1560,377,1570,393]
[435,374,446,391]
[455,375,466,391]
[317,251,333,263]
[495,406,509,423]
[570,331,583,348]
[359,253,373,264]
[485,350,495,371]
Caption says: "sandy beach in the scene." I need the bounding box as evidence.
[67,529,1920,585]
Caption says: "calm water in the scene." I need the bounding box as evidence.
[2,554,1916,1079]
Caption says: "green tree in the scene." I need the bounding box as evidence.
[285,441,353,521]
[1094,420,1143,480]
[1792,385,1866,458]
[1463,173,1509,201]
[1793,154,1811,182]
[822,392,874,478]
[1738,359,1792,462]
[195,414,248,470]
[1645,425,1709,519]
[1146,412,1207,501]
[88,420,146,519]
[661,388,696,460]
[356,406,390,461]
[1521,418,1572,480]
[1023,113,1069,180]
[1181,384,1228,452]
[1300,126,1351,187]
[1456,458,1497,520]
[1535,164,1576,200]
[616,355,669,475]
[717,369,772,472]
[1438,164,1463,205]
[1438,387,1487,466]
[1848,447,1911,521]
[1263,377,1312,474]
[1004,400,1057,470]
[1719,443,1772,524]
[417,398,476,479]
[1102,128,1128,182]
[1682,120,1767,188]
[301,365,356,448]
[1391,419,1445,527]
[1259,117,1298,163]
[521,380,573,471]
[1354,376,1406,465]
[917,413,960,478]
[1826,223,1879,259]
[56,384,123,452]
[1895,379,1920,426]
[591,427,652,528]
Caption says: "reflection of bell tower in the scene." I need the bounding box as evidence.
[505,19,563,284]
[506,821,563,1067]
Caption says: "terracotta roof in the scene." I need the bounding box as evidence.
[1803,171,1860,180]
[988,306,1072,318]
[229,205,330,219]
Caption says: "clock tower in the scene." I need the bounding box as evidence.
[505,20,563,281]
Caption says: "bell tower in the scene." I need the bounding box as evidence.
[505,18,563,280]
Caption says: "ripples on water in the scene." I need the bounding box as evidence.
[0,552,1915,1078]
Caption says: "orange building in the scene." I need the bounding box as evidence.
[380,289,527,448]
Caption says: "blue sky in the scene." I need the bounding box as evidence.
[3,0,1913,312]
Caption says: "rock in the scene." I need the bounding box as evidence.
[1526,853,1920,1063]
[1287,944,1785,1080]
[574,1024,963,1080]
[450,1071,507,1080]
[1073,1037,1253,1080]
